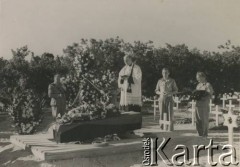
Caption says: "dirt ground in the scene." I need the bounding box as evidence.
[0,108,239,167]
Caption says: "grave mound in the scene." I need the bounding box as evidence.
[53,112,142,143]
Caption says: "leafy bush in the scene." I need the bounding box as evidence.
[0,38,240,126]
[6,87,43,134]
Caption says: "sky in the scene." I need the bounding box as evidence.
[1,0,240,59]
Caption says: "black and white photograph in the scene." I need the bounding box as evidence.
[0,0,240,166]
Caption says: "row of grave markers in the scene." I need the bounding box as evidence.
[152,94,240,124]
[153,94,240,145]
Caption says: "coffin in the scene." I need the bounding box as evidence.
[53,112,142,143]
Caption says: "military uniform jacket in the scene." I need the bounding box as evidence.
[48,83,66,106]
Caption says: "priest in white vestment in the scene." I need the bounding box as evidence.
[118,55,142,112]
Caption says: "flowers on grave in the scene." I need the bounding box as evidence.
[93,134,121,143]
[79,70,117,104]
[65,46,118,106]
[63,69,117,107]
[56,103,120,124]
[142,96,154,102]
[64,76,81,106]
[60,47,119,125]
[91,134,121,146]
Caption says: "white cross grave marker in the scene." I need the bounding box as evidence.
[173,96,181,110]
[226,100,235,111]
[188,100,196,126]
[209,99,215,112]
[223,110,238,145]
[152,99,159,120]
[159,113,171,131]
[211,105,222,126]
[221,94,227,108]
[237,99,240,112]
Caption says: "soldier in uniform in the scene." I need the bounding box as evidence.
[48,74,66,119]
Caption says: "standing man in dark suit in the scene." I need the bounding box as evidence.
[48,74,66,119]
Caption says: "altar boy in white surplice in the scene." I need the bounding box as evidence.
[118,55,142,112]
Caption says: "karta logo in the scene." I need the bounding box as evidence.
[142,138,239,166]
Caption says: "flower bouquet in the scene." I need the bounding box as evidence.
[56,103,120,125]
[56,114,72,124]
